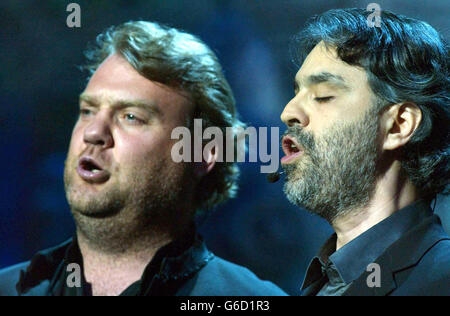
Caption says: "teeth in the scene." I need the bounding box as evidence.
[92,169,100,173]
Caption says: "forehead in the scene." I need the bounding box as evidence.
[83,54,193,118]
[295,42,368,89]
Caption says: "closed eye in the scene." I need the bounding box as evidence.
[315,96,334,103]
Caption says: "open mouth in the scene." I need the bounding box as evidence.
[281,135,304,164]
[76,157,110,183]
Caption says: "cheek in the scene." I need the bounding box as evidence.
[348,91,373,115]
[68,123,84,155]
[114,131,174,164]
[310,113,333,132]
[309,111,338,138]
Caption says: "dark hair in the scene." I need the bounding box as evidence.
[291,8,449,198]
[83,21,246,210]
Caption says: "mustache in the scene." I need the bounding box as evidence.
[281,126,315,153]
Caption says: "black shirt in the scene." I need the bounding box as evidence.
[301,199,434,296]
[53,226,209,296]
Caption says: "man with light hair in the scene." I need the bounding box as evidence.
[0,21,286,296]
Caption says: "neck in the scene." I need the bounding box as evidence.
[77,226,174,265]
[332,163,421,250]
[78,230,170,294]
[74,206,193,296]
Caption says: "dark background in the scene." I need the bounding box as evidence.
[0,0,448,295]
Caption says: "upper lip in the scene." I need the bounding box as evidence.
[282,135,304,157]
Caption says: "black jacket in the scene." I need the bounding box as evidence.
[0,235,287,296]
[301,214,450,296]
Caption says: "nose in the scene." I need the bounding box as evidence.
[280,95,309,128]
[83,112,114,148]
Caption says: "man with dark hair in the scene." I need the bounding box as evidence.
[0,21,286,296]
[280,8,449,295]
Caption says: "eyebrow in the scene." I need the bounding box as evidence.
[294,71,350,92]
[79,94,161,115]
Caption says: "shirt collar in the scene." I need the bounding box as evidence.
[301,235,336,290]
[62,225,214,295]
[302,198,433,289]
[18,225,213,296]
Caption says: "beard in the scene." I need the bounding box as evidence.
[282,106,381,224]
[64,154,194,253]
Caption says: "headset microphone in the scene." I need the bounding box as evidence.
[266,171,284,183]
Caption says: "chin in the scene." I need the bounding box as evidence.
[69,196,122,218]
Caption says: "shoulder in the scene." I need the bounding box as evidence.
[412,238,449,291]
[394,236,450,296]
[0,261,30,296]
[183,255,287,296]
[0,239,71,296]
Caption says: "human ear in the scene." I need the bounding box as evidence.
[381,102,422,151]
[193,141,218,178]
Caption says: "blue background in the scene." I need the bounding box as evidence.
[0,0,448,295]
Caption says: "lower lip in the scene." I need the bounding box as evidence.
[76,165,110,184]
[281,151,303,164]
